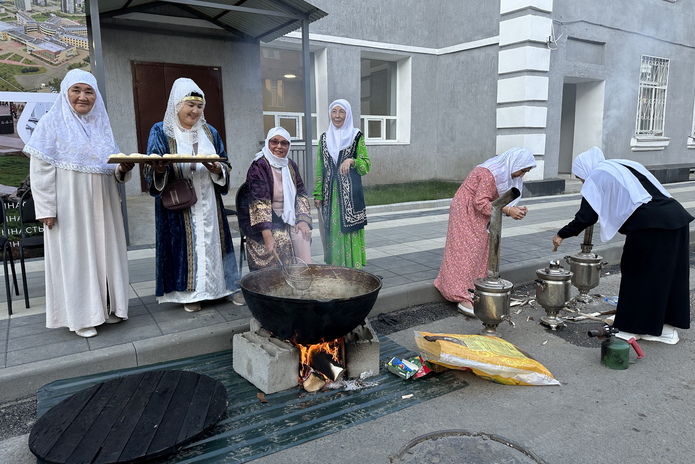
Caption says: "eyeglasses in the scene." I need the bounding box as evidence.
[269,139,290,148]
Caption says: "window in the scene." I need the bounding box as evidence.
[635,55,669,137]
[260,46,316,141]
[360,58,399,141]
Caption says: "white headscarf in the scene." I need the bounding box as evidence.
[163,78,207,149]
[253,127,297,225]
[478,147,536,206]
[326,99,359,164]
[575,151,671,242]
[23,69,118,174]
[571,147,605,180]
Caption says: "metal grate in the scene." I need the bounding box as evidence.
[635,55,669,136]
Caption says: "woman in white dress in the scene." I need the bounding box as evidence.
[24,69,134,338]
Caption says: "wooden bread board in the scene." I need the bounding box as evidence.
[108,154,222,164]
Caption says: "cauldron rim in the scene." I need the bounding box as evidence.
[239,264,383,300]
[239,264,382,344]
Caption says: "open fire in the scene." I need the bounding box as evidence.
[232,318,381,395]
[296,338,346,392]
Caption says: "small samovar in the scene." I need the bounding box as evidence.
[564,225,607,303]
[471,187,520,337]
[535,260,573,330]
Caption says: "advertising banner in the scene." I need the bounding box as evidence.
[0,1,88,255]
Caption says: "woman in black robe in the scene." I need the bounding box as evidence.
[552,147,692,344]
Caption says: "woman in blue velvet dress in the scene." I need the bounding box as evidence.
[144,78,242,312]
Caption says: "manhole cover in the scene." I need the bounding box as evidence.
[390,430,546,464]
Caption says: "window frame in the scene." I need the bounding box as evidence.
[631,54,671,152]
[359,53,411,145]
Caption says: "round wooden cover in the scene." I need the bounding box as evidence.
[29,370,227,464]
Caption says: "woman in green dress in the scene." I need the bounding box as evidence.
[313,99,370,268]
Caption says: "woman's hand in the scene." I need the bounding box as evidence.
[40,217,56,230]
[118,163,135,173]
[339,159,354,175]
[295,222,312,241]
[314,199,322,209]
[552,234,563,252]
[504,205,527,220]
[262,229,275,253]
[203,162,223,175]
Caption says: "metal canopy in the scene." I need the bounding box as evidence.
[87,0,323,244]
[86,0,327,42]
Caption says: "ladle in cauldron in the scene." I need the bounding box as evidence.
[272,249,312,291]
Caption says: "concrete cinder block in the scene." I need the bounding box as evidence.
[344,320,380,379]
[232,331,299,394]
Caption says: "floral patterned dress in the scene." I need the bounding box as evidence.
[434,167,499,305]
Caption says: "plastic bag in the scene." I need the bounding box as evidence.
[415,331,560,386]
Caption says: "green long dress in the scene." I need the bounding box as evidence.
[313,134,370,268]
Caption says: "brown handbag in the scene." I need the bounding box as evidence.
[161,178,197,210]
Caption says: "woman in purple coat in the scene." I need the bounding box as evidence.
[238,127,312,271]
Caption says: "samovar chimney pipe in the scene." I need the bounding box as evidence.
[580,225,594,254]
[487,187,520,279]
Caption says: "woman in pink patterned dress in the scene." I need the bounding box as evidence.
[434,148,536,317]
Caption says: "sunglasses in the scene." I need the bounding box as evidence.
[269,139,290,148]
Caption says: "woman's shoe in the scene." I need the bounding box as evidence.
[184,302,202,312]
[641,324,679,344]
[615,330,641,341]
[231,291,245,306]
[106,314,122,324]
[457,303,476,318]
[76,327,97,338]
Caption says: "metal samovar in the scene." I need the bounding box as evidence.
[471,187,520,337]
[564,225,607,303]
[535,260,573,330]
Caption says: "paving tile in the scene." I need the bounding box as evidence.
[6,338,87,367]
[152,308,229,334]
[216,305,252,323]
[86,314,163,350]
[8,324,82,351]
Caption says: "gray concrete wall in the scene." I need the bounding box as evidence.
[96,0,695,191]
[297,1,501,186]
[546,1,695,169]
[307,0,500,48]
[100,27,263,196]
[434,47,499,178]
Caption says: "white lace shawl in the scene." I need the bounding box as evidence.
[162,78,207,149]
[23,69,118,175]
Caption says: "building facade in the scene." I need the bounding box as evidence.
[264,0,695,184]
[100,0,695,196]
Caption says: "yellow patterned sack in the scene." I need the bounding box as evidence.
[415,331,560,386]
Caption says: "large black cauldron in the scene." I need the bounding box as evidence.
[239,265,382,345]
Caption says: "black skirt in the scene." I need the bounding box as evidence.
[614,225,691,335]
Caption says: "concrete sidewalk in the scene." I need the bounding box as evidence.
[2,179,695,405]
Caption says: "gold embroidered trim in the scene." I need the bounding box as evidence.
[250,199,272,226]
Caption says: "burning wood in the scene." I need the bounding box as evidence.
[301,369,326,392]
[296,338,346,391]
[310,351,346,381]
